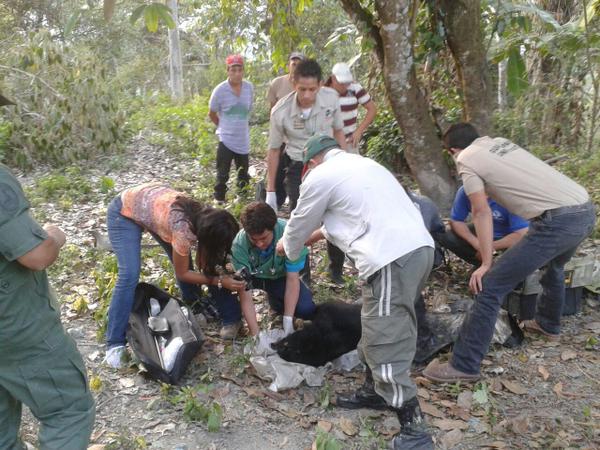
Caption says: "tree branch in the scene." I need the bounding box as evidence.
[337,0,385,64]
[0,65,64,100]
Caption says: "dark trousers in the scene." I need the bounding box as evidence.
[451,202,596,375]
[275,145,287,208]
[283,154,303,211]
[432,225,480,266]
[214,142,250,201]
[254,276,316,319]
[327,241,346,277]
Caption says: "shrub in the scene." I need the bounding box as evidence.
[1,30,127,169]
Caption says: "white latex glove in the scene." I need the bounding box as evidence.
[283,315,294,336]
[265,191,278,211]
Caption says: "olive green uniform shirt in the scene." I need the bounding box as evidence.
[0,164,62,358]
[268,87,344,161]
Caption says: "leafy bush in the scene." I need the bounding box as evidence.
[362,109,406,172]
[26,166,93,210]
[129,95,217,162]
[1,30,127,169]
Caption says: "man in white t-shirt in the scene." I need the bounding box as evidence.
[277,135,435,450]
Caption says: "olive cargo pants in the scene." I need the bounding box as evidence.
[0,325,95,450]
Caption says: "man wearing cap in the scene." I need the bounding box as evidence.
[266,52,305,209]
[277,135,435,450]
[209,54,254,203]
[265,59,345,212]
[0,164,95,449]
[423,123,595,384]
[324,62,377,154]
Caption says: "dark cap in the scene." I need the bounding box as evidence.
[288,52,305,61]
[303,134,339,164]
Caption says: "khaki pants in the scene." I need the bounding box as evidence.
[357,246,433,408]
[0,325,95,450]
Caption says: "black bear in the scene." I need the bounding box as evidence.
[272,301,361,367]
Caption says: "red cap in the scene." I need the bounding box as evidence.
[226,54,244,67]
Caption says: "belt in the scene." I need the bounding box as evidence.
[535,200,592,221]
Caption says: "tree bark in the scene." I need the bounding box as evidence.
[340,0,456,211]
[167,0,184,100]
[439,0,494,136]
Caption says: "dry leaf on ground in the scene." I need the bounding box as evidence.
[339,417,357,436]
[432,418,469,431]
[537,365,550,381]
[440,429,463,449]
[560,349,577,361]
[501,380,527,395]
[420,401,446,419]
[317,420,332,432]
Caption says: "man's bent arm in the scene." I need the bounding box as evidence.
[17,225,65,271]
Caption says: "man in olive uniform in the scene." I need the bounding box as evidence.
[0,164,95,449]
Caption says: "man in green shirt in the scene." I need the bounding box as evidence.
[232,202,316,336]
[0,164,95,449]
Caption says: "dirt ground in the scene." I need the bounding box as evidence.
[19,140,600,450]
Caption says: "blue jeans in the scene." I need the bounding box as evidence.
[105,196,241,348]
[252,276,316,319]
[451,202,596,374]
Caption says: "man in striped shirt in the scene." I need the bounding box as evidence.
[324,62,377,154]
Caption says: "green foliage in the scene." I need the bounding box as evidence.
[1,30,127,169]
[92,252,119,341]
[131,3,176,32]
[318,381,332,409]
[129,95,216,160]
[171,385,223,431]
[106,431,147,450]
[99,176,115,194]
[362,109,405,172]
[27,166,93,210]
[314,429,342,450]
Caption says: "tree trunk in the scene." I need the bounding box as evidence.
[340,0,456,211]
[439,0,494,136]
[167,0,183,100]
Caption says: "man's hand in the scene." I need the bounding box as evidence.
[351,129,363,148]
[276,240,286,257]
[44,224,66,248]
[221,276,246,292]
[265,191,278,211]
[469,263,491,294]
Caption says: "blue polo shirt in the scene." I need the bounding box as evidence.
[450,186,529,239]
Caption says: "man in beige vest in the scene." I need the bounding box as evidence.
[424,122,595,383]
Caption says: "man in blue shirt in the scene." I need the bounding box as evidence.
[435,186,529,265]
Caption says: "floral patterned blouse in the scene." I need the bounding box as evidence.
[120,183,196,256]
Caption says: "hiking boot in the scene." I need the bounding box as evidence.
[336,368,391,410]
[220,322,242,340]
[520,319,559,341]
[390,396,434,450]
[422,358,480,384]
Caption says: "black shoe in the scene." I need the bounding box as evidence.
[391,397,433,450]
[189,296,220,322]
[329,271,344,286]
[336,388,390,410]
[336,368,390,410]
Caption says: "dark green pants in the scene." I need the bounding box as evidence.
[0,325,95,450]
[358,246,433,408]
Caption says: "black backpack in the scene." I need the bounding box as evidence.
[126,283,204,384]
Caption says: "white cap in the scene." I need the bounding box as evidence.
[332,62,353,84]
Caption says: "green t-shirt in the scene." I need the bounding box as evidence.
[0,164,61,358]
[232,218,307,279]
